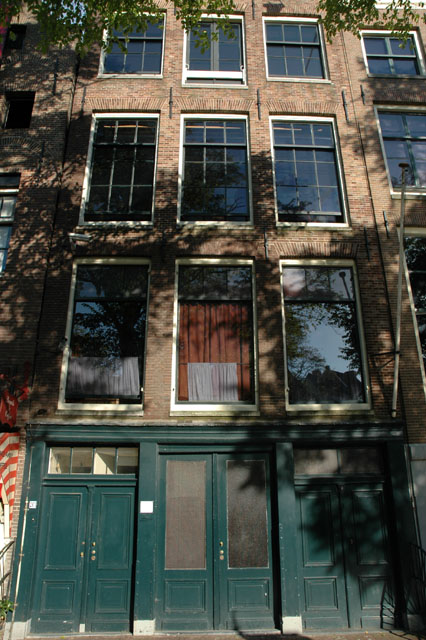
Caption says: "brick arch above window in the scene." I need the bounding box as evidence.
[271,240,358,259]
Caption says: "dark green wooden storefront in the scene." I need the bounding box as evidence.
[9,423,418,637]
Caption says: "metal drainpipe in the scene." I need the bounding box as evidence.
[391,162,409,418]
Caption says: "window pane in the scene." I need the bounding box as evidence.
[94,448,116,474]
[0,196,16,219]
[116,120,137,143]
[267,47,285,75]
[368,58,392,74]
[405,236,426,270]
[274,122,342,221]
[379,113,405,135]
[418,314,426,364]
[227,460,268,568]
[283,267,364,406]
[66,265,148,403]
[0,227,11,249]
[364,37,387,54]
[284,24,300,41]
[406,114,426,137]
[165,461,206,569]
[266,24,284,42]
[339,448,383,474]
[301,25,318,43]
[267,23,322,77]
[394,59,418,75]
[71,448,93,474]
[390,37,414,55]
[182,120,248,221]
[49,448,71,474]
[294,449,339,475]
[87,118,157,220]
[117,448,138,473]
[285,302,364,404]
[178,266,254,403]
[104,23,163,74]
[409,272,426,309]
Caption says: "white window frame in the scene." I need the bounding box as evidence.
[375,105,426,198]
[170,257,259,416]
[58,257,151,414]
[263,16,330,83]
[177,113,253,226]
[98,16,166,78]
[79,113,159,226]
[0,175,19,274]
[361,29,425,77]
[269,115,349,228]
[403,228,426,400]
[182,14,246,87]
[375,0,425,7]
[280,258,371,412]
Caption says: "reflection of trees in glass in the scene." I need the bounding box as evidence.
[72,302,146,360]
[286,303,364,404]
[405,237,426,363]
[70,265,148,363]
[284,266,364,404]
[182,120,249,222]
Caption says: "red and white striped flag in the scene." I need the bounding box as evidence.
[0,432,19,521]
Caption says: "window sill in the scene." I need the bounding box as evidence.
[177,220,253,228]
[285,402,371,413]
[98,73,163,79]
[277,220,350,229]
[390,190,426,199]
[170,404,260,417]
[266,76,331,84]
[57,402,144,414]
[183,82,248,89]
[367,72,425,79]
[78,220,154,227]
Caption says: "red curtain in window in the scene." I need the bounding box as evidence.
[178,302,252,401]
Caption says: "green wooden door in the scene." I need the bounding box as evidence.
[31,484,135,634]
[31,487,88,634]
[85,486,135,632]
[157,453,276,631]
[296,482,393,630]
[342,483,393,629]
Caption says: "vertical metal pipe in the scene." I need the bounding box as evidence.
[169,87,173,119]
[391,163,409,418]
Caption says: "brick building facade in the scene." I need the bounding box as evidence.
[1,0,426,636]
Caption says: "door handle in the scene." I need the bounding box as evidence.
[219,541,225,560]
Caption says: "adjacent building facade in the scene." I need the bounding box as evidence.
[1,1,426,636]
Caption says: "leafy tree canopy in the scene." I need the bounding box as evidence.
[1,0,236,54]
[318,0,425,40]
[1,0,424,54]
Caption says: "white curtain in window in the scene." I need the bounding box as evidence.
[67,356,140,397]
[187,362,238,402]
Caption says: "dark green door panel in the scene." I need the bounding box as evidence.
[86,487,135,632]
[157,453,276,631]
[216,456,275,630]
[31,484,135,634]
[343,485,392,629]
[297,487,349,630]
[159,456,214,631]
[296,482,394,631]
[31,488,88,634]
